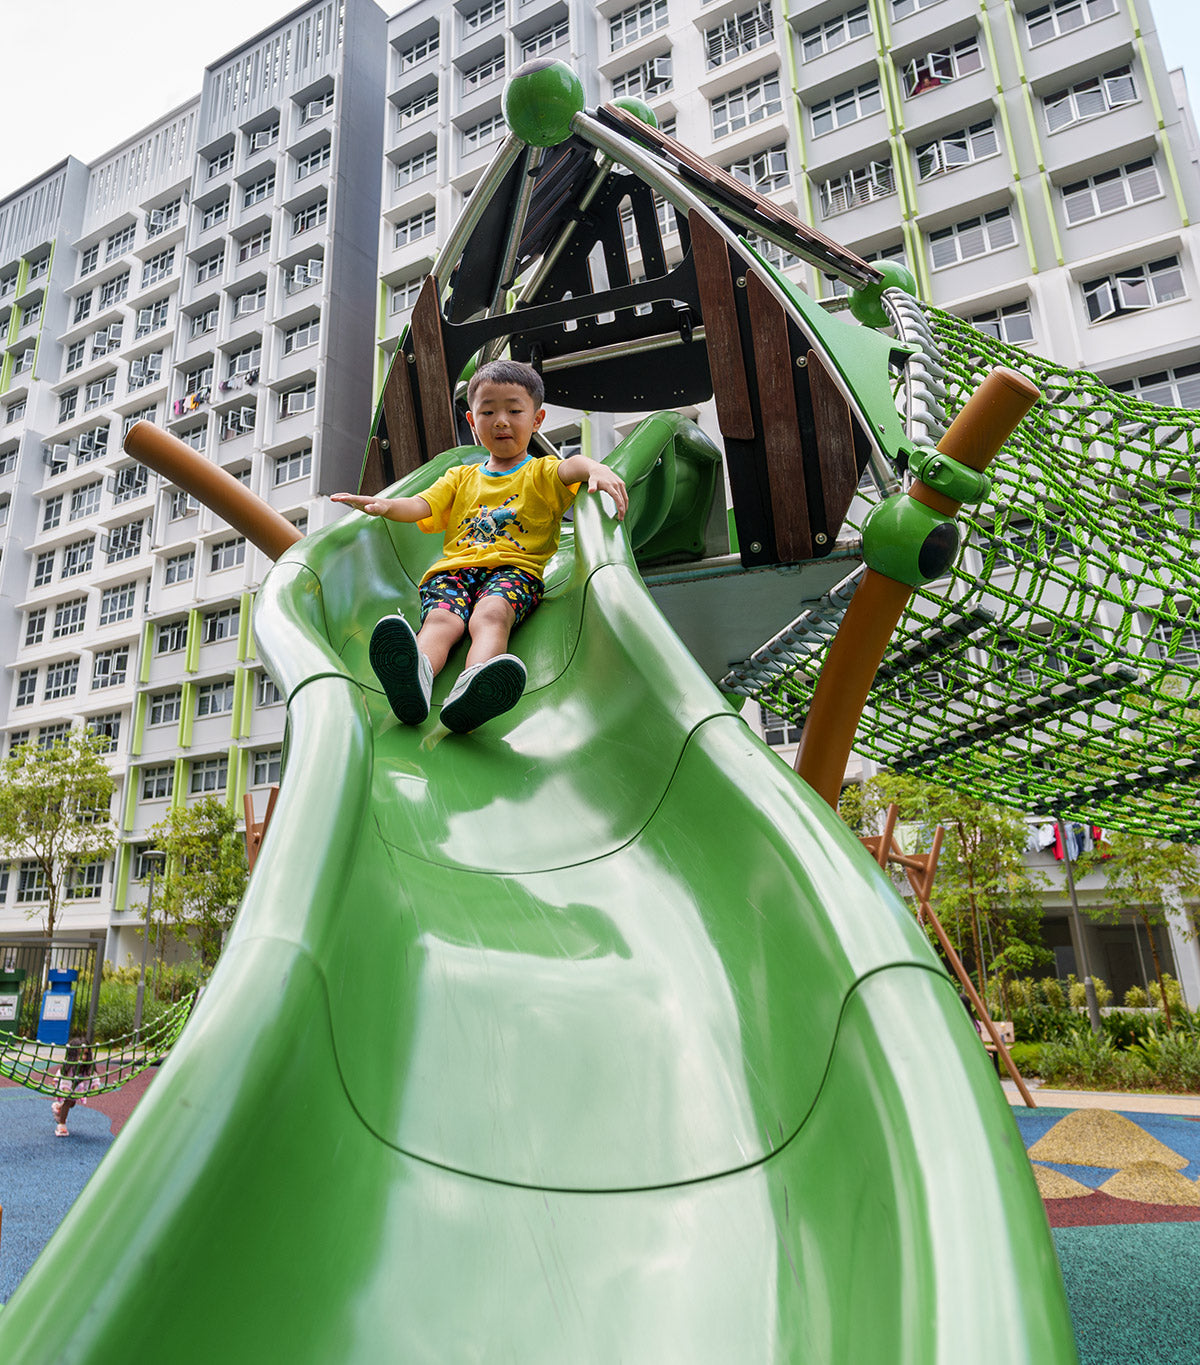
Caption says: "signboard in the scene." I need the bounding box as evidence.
[42,994,72,1022]
[0,995,17,1022]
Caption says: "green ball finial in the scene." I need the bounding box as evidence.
[848,259,919,329]
[503,59,586,147]
[611,96,658,129]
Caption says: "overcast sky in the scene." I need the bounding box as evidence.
[3,0,1199,202]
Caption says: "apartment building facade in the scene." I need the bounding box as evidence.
[0,0,1196,987]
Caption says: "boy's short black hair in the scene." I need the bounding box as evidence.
[467,359,544,409]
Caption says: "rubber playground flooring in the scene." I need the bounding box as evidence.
[1,1072,1198,1361]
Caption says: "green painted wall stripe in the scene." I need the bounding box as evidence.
[122,770,139,831]
[228,745,246,813]
[138,621,154,684]
[237,592,252,660]
[179,682,195,749]
[132,691,148,756]
[231,667,247,738]
[185,609,201,673]
[114,842,131,913]
[171,758,187,811]
[1120,1,1188,223]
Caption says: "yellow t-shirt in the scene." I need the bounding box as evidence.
[417,454,581,585]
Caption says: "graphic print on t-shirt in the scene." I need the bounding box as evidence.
[453,494,526,554]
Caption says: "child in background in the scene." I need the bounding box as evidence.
[51,1036,97,1137]
[333,360,627,732]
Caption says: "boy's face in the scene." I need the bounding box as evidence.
[466,381,544,462]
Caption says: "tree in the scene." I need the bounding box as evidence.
[843,771,1050,1015]
[146,797,248,970]
[1078,832,1200,1031]
[0,731,117,939]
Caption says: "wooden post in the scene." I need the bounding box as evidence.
[243,786,280,874]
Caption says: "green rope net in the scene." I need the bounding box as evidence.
[0,991,197,1097]
[751,304,1200,840]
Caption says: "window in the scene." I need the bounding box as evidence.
[42,495,64,531]
[92,322,122,358]
[968,301,1034,345]
[1153,617,1200,667]
[142,764,174,800]
[902,37,983,97]
[248,120,280,152]
[801,5,870,61]
[70,481,102,520]
[122,406,156,439]
[12,347,35,376]
[184,364,214,395]
[234,284,267,315]
[300,89,335,124]
[811,79,882,136]
[208,147,234,177]
[0,446,15,474]
[196,250,225,284]
[76,425,109,463]
[202,605,239,643]
[1044,66,1136,132]
[98,274,129,309]
[292,198,328,235]
[128,352,163,390]
[257,672,284,706]
[1112,363,1200,409]
[201,197,230,231]
[164,550,195,585]
[761,707,803,747]
[169,488,201,519]
[823,242,908,297]
[37,723,71,751]
[462,113,506,151]
[463,53,505,92]
[67,861,105,899]
[150,690,182,726]
[1062,157,1160,224]
[1027,0,1118,46]
[915,119,998,180]
[612,57,673,100]
[522,19,568,60]
[15,670,37,707]
[91,647,128,689]
[136,298,170,337]
[283,317,320,355]
[221,407,256,441]
[706,2,774,67]
[44,659,79,700]
[58,390,79,424]
[53,598,87,638]
[745,233,801,271]
[892,0,944,13]
[711,73,783,139]
[141,248,175,288]
[99,582,137,626]
[20,301,43,330]
[157,618,188,653]
[105,521,144,564]
[17,862,48,903]
[5,399,27,425]
[197,679,235,716]
[190,756,229,795]
[390,277,423,314]
[188,308,219,341]
[73,293,94,325]
[110,465,148,504]
[237,228,271,264]
[820,160,894,216]
[610,0,667,51]
[87,713,121,750]
[146,199,181,236]
[79,244,99,277]
[929,208,1016,268]
[34,551,55,587]
[399,32,439,68]
[394,208,436,248]
[210,537,246,571]
[464,0,504,33]
[66,340,86,374]
[106,224,135,260]
[286,259,323,293]
[243,174,276,209]
[25,609,46,646]
[274,447,313,485]
[1082,256,1186,323]
[296,142,331,180]
[253,748,282,785]
[84,375,115,412]
[281,383,316,417]
[61,538,95,578]
[227,344,262,379]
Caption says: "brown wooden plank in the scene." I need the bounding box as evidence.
[379,346,422,481]
[412,276,460,457]
[690,216,754,441]
[746,271,810,561]
[807,350,859,537]
[359,435,387,497]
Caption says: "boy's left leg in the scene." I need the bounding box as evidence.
[440,570,540,733]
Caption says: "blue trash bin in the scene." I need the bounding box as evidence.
[37,969,78,1045]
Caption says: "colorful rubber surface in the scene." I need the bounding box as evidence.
[0,418,1077,1361]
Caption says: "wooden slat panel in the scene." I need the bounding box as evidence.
[359,435,387,497]
[412,276,460,457]
[807,350,858,537]
[747,272,811,562]
[379,348,422,481]
[690,216,754,441]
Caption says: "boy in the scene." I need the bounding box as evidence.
[332,360,628,732]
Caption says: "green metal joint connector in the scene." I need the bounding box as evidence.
[907,447,992,503]
[849,259,919,329]
[862,493,961,586]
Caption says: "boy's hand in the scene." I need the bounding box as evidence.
[331,492,393,517]
[587,467,628,522]
[331,492,432,522]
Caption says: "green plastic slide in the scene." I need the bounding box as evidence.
[0,416,1077,1362]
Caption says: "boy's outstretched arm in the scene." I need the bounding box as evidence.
[557,456,629,522]
[330,492,432,522]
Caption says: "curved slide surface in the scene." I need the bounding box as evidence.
[0,418,1076,1362]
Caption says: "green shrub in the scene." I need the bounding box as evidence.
[1040,977,1066,1010]
[1093,977,1113,1008]
[1068,978,1086,1009]
[91,979,168,1043]
[1008,1041,1044,1076]
[1011,1004,1080,1044]
[1038,1031,1144,1090]
[1124,985,1149,1008]
[1101,1010,1155,1051]
[1148,975,1185,1015]
[1131,1029,1200,1092]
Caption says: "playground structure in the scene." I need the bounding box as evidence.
[0,64,1089,1360]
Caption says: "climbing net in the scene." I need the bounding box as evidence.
[747,303,1200,840]
[0,991,197,1097]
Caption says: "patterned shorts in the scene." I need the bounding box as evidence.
[419,565,544,628]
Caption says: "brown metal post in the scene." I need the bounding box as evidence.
[124,422,304,562]
[795,368,1041,808]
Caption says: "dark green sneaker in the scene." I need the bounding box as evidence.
[370,615,433,725]
[440,654,526,733]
